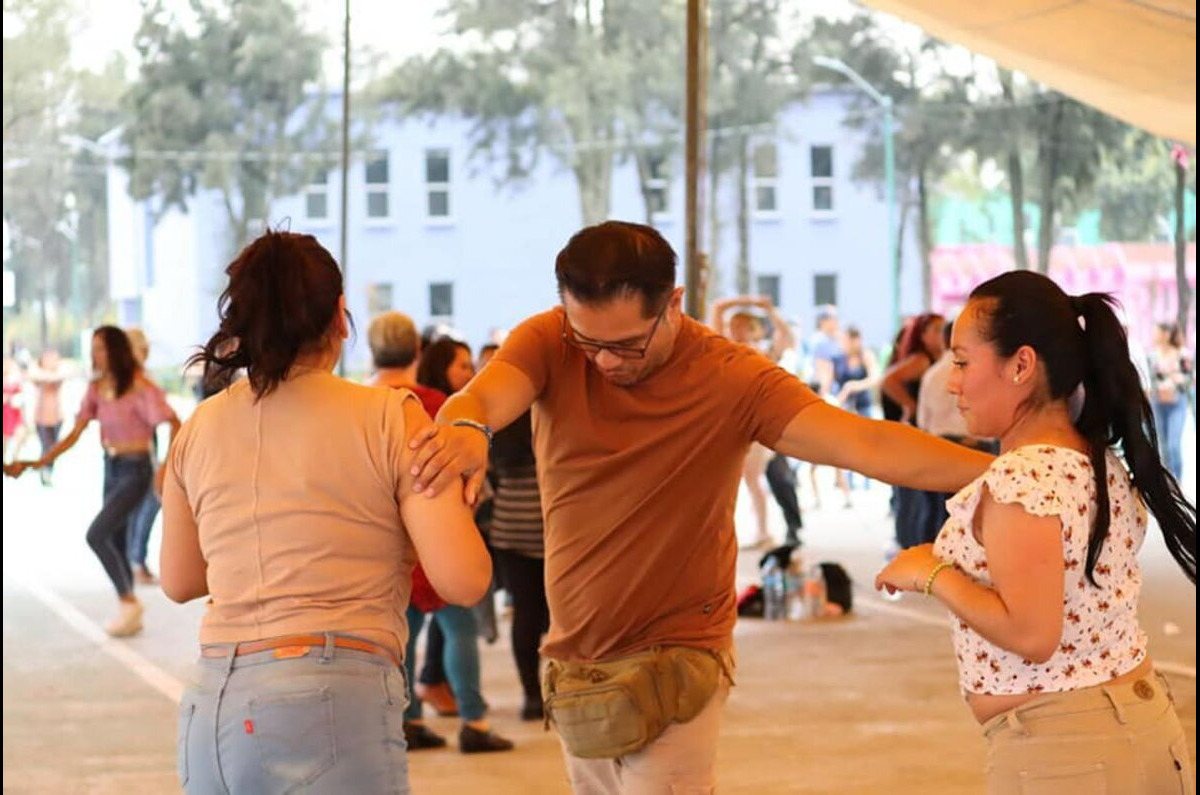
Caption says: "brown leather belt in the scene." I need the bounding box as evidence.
[201,634,399,667]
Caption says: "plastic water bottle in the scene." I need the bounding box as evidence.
[762,558,784,620]
[803,567,824,619]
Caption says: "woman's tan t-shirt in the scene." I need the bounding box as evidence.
[166,367,419,660]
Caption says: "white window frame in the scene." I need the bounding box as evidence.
[367,282,394,315]
[429,281,454,320]
[751,139,781,220]
[809,144,836,217]
[365,150,392,224]
[304,170,330,223]
[424,148,453,225]
[645,153,671,222]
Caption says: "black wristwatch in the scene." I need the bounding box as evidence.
[451,419,494,446]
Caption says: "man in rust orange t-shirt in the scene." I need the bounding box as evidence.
[410,221,991,791]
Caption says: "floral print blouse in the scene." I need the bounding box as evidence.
[934,445,1148,695]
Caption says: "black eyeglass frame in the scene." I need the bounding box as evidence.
[561,303,669,360]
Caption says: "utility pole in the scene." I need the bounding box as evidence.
[684,0,709,319]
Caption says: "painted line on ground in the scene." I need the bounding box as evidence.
[15,577,184,703]
[854,587,1196,680]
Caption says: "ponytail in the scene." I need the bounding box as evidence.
[1072,293,1195,584]
[187,230,345,400]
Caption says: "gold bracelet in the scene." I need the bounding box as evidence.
[923,561,954,596]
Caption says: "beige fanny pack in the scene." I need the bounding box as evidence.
[542,646,732,759]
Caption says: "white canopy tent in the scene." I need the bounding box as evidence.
[859,0,1196,144]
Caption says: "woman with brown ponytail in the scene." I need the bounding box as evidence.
[159,230,492,793]
[877,270,1195,793]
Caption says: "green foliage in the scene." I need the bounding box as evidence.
[121,0,335,252]
[1095,130,1184,242]
[3,0,125,350]
[378,0,689,226]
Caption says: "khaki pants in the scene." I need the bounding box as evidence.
[983,672,1194,794]
[562,679,730,795]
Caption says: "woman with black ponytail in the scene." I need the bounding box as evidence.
[877,270,1195,793]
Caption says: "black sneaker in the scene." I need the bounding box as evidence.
[403,721,447,750]
[459,725,514,754]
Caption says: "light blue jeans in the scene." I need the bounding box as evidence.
[404,604,488,721]
[178,634,411,794]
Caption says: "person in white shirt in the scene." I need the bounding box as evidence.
[914,320,996,544]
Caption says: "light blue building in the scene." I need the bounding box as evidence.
[106,88,919,372]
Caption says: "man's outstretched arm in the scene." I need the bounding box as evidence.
[772,401,992,493]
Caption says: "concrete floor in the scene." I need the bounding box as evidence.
[3,422,1195,793]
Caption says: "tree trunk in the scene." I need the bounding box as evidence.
[1008,151,1029,269]
[999,69,1029,270]
[917,163,933,310]
[1036,97,1066,273]
[708,134,722,296]
[1175,156,1193,353]
[633,150,655,226]
[735,134,750,295]
[574,144,613,226]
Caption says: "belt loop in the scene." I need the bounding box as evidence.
[319,632,335,664]
[223,644,237,676]
[1006,707,1028,736]
[1155,672,1176,706]
[1102,686,1129,725]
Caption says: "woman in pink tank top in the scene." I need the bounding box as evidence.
[6,327,181,638]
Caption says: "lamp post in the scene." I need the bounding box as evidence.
[813,56,898,334]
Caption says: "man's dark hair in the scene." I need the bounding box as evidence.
[555,221,676,317]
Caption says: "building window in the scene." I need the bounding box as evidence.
[430,282,454,318]
[367,283,393,314]
[305,170,329,220]
[366,150,390,219]
[751,140,779,215]
[756,274,781,309]
[810,145,834,213]
[814,273,837,307]
[646,153,670,218]
[425,149,451,219]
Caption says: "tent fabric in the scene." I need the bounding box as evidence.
[860,0,1196,144]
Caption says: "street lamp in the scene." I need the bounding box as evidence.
[812,55,898,335]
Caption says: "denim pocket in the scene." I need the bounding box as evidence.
[249,687,337,793]
[176,698,196,787]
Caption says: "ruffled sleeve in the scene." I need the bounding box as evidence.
[946,446,1074,530]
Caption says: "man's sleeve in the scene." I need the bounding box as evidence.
[489,309,559,397]
[733,349,823,447]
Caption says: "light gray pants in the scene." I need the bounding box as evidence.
[562,679,731,795]
[179,634,411,794]
[983,672,1193,794]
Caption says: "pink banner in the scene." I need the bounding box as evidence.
[931,243,1197,349]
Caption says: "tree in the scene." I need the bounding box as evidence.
[3,0,125,350]
[994,68,1029,268]
[708,0,798,295]
[378,0,688,228]
[1172,145,1193,351]
[1027,94,1126,271]
[1093,129,1177,242]
[122,0,335,253]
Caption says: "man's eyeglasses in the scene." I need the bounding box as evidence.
[561,305,667,360]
